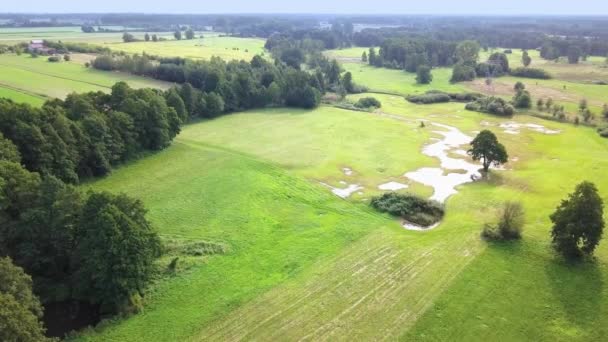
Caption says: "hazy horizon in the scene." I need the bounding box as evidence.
[2,0,608,16]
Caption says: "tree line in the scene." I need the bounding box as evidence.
[0,83,187,338]
[0,83,183,184]
[91,53,357,112]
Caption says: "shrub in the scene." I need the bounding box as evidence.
[407,91,483,104]
[481,201,525,240]
[513,90,532,109]
[407,91,451,104]
[47,56,60,62]
[416,65,433,84]
[355,97,382,109]
[450,63,476,83]
[598,126,608,138]
[465,96,515,116]
[370,192,444,226]
[510,67,552,79]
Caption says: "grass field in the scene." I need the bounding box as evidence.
[0,26,144,44]
[103,35,267,61]
[0,54,172,102]
[73,84,608,340]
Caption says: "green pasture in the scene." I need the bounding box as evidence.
[75,90,608,340]
[0,54,171,102]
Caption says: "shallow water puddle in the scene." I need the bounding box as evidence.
[378,181,409,191]
[320,182,363,199]
[498,121,561,135]
[404,122,482,203]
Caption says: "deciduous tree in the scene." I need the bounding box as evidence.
[468,130,508,172]
[551,181,604,259]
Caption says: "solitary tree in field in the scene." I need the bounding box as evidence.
[468,130,508,173]
[537,98,544,111]
[361,51,367,63]
[579,98,588,112]
[152,34,158,42]
[144,33,150,41]
[341,72,354,93]
[545,97,553,111]
[522,50,532,67]
[416,65,433,84]
[567,46,582,64]
[185,29,195,40]
[551,181,604,259]
[174,30,182,40]
[368,47,376,65]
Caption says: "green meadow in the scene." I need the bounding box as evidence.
[0,54,171,102]
[1,29,607,340]
[75,88,608,340]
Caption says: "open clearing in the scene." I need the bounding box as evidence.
[76,90,608,340]
[0,53,172,101]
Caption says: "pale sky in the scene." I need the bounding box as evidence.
[2,0,608,15]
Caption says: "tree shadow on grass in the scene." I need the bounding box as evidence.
[545,258,604,331]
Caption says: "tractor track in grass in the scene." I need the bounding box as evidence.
[0,81,49,100]
[194,228,483,341]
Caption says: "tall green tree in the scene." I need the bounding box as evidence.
[415,65,433,84]
[550,181,604,259]
[185,29,195,40]
[467,130,508,172]
[174,30,182,40]
[567,46,582,64]
[0,133,21,163]
[72,192,161,313]
[522,50,532,67]
[361,51,367,63]
[368,47,376,66]
[341,72,354,93]
[455,40,480,65]
[0,257,50,342]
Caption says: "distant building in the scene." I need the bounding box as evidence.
[28,39,44,50]
[28,39,55,54]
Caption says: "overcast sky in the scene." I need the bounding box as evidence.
[2,0,608,15]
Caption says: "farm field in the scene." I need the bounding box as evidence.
[0,26,143,44]
[75,84,608,340]
[102,35,267,61]
[0,53,172,101]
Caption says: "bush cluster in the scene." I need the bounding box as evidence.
[465,96,515,116]
[510,67,552,79]
[354,97,382,109]
[370,192,445,226]
[407,90,482,104]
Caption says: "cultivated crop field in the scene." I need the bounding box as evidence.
[0,54,171,101]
